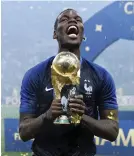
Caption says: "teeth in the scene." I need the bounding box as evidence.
[68,25,77,32]
[68,34,77,38]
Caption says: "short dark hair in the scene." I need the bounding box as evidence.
[54,8,77,30]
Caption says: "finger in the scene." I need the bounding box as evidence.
[52,110,64,115]
[70,108,85,115]
[69,99,85,105]
[51,106,63,110]
[54,99,61,102]
[74,95,83,99]
[52,111,64,120]
[69,103,86,110]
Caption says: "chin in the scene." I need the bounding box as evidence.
[66,39,81,47]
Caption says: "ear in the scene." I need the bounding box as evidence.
[53,30,57,39]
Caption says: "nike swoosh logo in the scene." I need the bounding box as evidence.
[45,87,53,91]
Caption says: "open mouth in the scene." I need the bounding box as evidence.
[67,25,79,38]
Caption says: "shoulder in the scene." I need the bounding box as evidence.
[82,57,113,82]
[23,56,55,82]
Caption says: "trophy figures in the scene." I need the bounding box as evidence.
[51,52,81,124]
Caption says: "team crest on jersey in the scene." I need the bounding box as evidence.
[84,79,93,97]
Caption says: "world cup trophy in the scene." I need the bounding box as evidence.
[51,51,82,124]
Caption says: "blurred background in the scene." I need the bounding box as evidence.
[1,0,134,156]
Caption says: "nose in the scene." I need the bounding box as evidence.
[68,18,77,24]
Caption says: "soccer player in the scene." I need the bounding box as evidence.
[19,9,119,156]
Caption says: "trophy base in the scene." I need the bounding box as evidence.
[54,115,70,124]
[70,114,82,124]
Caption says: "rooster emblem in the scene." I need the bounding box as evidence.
[84,80,92,95]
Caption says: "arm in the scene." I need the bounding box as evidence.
[81,70,119,141]
[19,111,52,142]
[69,98,119,141]
[19,70,63,142]
[81,110,119,141]
[19,100,62,142]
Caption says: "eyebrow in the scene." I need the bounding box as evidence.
[76,16,82,20]
[60,15,69,19]
[59,15,82,20]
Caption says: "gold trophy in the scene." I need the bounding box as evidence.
[51,51,82,124]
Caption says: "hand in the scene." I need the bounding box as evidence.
[51,99,64,120]
[68,95,86,116]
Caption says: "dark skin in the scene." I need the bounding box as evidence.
[53,9,84,59]
[19,9,119,142]
[19,99,64,141]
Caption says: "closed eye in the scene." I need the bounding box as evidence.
[59,16,69,22]
[76,17,82,22]
[61,18,68,22]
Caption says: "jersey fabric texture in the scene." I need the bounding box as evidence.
[20,56,118,156]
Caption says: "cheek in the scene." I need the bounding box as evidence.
[79,24,84,33]
[81,27,84,34]
[57,24,65,34]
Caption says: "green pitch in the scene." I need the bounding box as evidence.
[1,105,134,156]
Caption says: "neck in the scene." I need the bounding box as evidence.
[58,47,80,60]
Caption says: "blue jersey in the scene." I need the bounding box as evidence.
[20,56,118,155]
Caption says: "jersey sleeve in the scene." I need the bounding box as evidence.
[20,69,39,114]
[98,70,118,110]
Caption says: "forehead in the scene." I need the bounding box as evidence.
[58,10,81,19]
